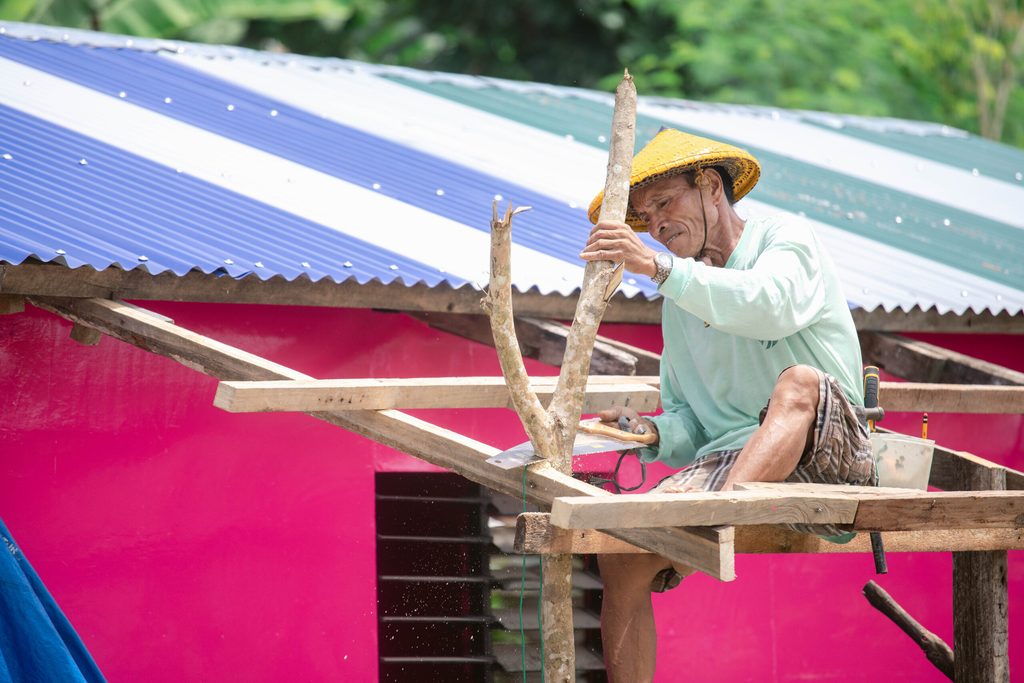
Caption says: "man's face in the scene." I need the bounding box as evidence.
[630,174,705,258]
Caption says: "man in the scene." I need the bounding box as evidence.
[579,128,877,682]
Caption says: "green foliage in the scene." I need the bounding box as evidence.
[18,0,1024,147]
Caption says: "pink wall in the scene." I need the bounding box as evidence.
[1,303,1020,681]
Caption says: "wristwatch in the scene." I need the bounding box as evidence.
[651,251,674,286]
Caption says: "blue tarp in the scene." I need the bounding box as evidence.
[0,519,105,683]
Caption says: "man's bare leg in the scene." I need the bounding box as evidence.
[598,553,695,682]
[722,364,820,490]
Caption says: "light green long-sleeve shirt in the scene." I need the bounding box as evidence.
[643,214,864,468]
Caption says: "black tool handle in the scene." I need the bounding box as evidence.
[863,365,887,573]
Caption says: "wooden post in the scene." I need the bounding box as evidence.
[953,465,1009,682]
[482,71,637,683]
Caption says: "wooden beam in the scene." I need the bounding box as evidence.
[551,489,1024,531]
[514,513,1024,554]
[863,580,953,680]
[0,293,24,314]
[214,377,661,413]
[410,312,646,375]
[952,461,1009,683]
[7,264,1024,331]
[878,383,1024,413]
[551,490,861,529]
[3,264,661,323]
[925,441,1024,492]
[862,332,1024,385]
[28,296,734,580]
[852,307,1024,334]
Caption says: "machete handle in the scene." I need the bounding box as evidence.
[579,420,657,445]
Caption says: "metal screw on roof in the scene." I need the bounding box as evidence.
[494,194,503,202]
[224,258,234,265]
[627,278,636,285]
[343,261,353,268]
[118,91,127,98]
[176,46,185,54]
[78,158,88,166]
[997,294,1004,301]
[389,264,399,270]
[55,249,67,255]
[568,202,578,209]
[971,168,980,176]
[270,110,279,117]
[301,261,311,268]
[943,219,951,226]
[254,261,265,268]
[846,212,854,220]
[797,211,806,217]
[22,80,30,87]
[164,97,173,104]
[62,33,69,41]
[0,28,6,34]
[862,287,869,294]
[125,39,134,47]
[372,183,381,190]
[176,168,184,173]
[226,104,235,111]
[565,134,575,142]
[894,216,902,224]
[2,154,12,161]
[1016,172,1023,181]
[961,290,969,297]
[138,255,149,262]
[435,189,445,196]
[771,111,781,120]
[598,135,607,143]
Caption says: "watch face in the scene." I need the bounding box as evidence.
[656,252,673,269]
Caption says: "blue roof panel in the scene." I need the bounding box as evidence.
[0,35,660,297]
[0,103,454,285]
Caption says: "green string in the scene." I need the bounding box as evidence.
[520,466,545,683]
[519,466,528,682]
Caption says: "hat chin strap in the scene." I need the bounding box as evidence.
[695,174,709,262]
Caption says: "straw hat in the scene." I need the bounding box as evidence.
[588,128,761,231]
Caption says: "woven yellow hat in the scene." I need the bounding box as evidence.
[588,128,761,230]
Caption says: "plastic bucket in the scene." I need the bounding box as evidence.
[869,433,935,490]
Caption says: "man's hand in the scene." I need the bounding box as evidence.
[580,220,658,277]
[596,406,659,445]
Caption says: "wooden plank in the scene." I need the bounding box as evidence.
[551,490,861,529]
[409,312,644,375]
[514,513,1024,554]
[552,489,1024,531]
[852,491,1024,531]
[214,377,660,413]
[877,382,1024,413]
[3,263,661,323]
[861,332,1024,385]
[952,460,1009,683]
[28,296,734,580]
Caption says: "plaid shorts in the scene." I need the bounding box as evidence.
[653,369,877,540]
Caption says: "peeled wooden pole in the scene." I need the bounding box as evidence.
[483,70,637,683]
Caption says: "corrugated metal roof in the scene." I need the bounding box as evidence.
[1,21,1023,316]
